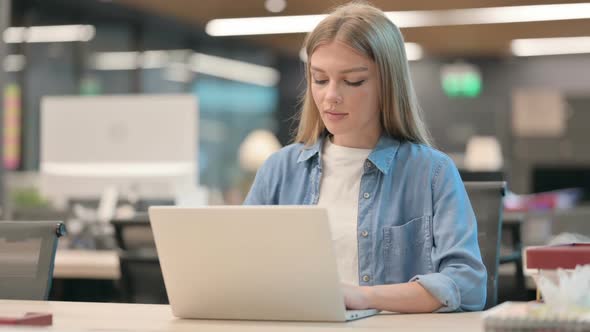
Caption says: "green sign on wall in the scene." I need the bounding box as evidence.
[440,63,482,98]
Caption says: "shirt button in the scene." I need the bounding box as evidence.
[361,230,369,237]
[365,161,372,168]
[362,275,371,282]
[363,192,370,199]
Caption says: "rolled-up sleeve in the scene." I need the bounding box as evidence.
[410,155,487,312]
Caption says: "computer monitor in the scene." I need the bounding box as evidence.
[40,94,198,205]
[532,166,590,202]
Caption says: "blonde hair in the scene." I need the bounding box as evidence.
[295,1,432,146]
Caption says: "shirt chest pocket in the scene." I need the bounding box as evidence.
[382,215,433,283]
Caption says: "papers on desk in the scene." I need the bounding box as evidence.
[483,302,590,331]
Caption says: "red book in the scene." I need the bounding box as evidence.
[0,312,52,326]
[526,243,590,270]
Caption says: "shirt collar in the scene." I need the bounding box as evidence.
[296,135,324,163]
[296,134,401,175]
[367,135,401,175]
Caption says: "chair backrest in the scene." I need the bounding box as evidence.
[110,215,167,304]
[459,170,505,182]
[463,181,506,310]
[119,249,168,304]
[0,221,66,300]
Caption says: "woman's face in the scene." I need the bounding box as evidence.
[310,40,381,148]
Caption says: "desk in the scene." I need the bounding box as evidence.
[53,249,120,280]
[0,300,485,332]
[50,250,121,302]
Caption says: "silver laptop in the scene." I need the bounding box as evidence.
[148,205,379,322]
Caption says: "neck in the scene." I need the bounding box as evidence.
[331,129,381,149]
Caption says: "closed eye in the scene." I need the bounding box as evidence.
[345,80,365,87]
[313,79,328,85]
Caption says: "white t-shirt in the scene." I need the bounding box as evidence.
[317,137,372,286]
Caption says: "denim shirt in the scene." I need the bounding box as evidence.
[243,134,487,312]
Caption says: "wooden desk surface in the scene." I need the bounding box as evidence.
[0,300,485,331]
[53,249,120,280]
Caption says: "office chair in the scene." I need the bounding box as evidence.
[464,181,506,310]
[111,215,168,304]
[0,221,66,300]
[459,170,505,182]
[118,248,168,304]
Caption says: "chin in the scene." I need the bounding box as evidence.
[323,126,347,137]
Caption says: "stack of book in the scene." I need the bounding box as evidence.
[485,243,590,331]
[483,302,589,332]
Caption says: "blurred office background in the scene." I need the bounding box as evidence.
[1,0,589,305]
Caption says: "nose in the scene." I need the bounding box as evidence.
[325,82,343,105]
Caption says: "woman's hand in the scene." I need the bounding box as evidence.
[342,282,443,313]
[341,283,373,310]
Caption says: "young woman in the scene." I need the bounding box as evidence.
[244,2,486,313]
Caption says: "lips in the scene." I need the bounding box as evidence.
[323,111,348,121]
